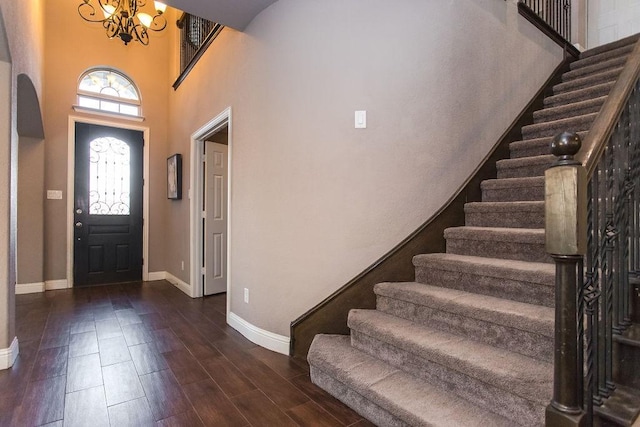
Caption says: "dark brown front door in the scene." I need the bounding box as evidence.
[74,122,143,286]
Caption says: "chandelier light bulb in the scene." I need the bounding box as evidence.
[154,1,167,14]
[137,13,153,28]
[102,4,116,19]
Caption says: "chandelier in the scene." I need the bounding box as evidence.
[78,0,168,46]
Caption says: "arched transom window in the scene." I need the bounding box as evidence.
[77,69,141,117]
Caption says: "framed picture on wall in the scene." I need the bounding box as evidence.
[167,154,182,200]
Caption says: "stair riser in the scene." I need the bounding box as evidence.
[414,265,553,307]
[465,210,544,228]
[350,331,545,427]
[446,237,551,264]
[510,133,587,158]
[522,120,593,140]
[562,57,627,81]
[544,84,614,108]
[481,184,545,202]
[533,102,603,124]
[497,162,551,179]
[376,296,553,362]
[310,368,403,427]
[614,341,640,389]
[510,142,551,158]
[552,70,621,95]
[571,45,635,70]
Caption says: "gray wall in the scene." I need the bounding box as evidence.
[0,0,45,355]
[18,136,44,285]
[166,0,565,337]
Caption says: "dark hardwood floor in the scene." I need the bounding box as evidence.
[2,280,372,426]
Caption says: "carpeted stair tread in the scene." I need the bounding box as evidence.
[308,335,514,427]
[413,253,554,306]
[552,67,623,95]
[521,113,596,140]
[496,154,554,179]
[347,309,553,405]
[578,33,640,59]
[464,201,544,228]
[533,98,605,124]
[413,253,554,281]
[570,43,635,70]
[509,131,588,158]
[481,176,545,202]
[373,282,554,360]
[544,81,615,107]
[562,56,628,81]
[444,226,548,263]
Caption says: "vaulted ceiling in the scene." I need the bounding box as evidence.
[160,0,278,30]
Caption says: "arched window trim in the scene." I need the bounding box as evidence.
[73,67,145,122]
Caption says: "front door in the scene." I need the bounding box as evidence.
[74,122,143,286]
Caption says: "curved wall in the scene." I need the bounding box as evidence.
[166,0,565,338]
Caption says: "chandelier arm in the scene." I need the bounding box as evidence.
[132,25,150,45]
[147,14,167,32]
[78,2,102,23]
[103,18,120,39]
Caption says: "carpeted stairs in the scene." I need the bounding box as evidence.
[308,34,640,427]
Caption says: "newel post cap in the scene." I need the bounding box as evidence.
[551,131,582,166]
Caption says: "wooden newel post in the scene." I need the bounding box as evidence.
[545,131,588,427]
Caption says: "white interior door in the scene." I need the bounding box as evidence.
[204,141,228,295]
[588,0,640,48]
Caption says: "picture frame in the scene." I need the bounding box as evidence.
[167,154,182,200]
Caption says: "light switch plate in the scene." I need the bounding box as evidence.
[47,190,63,200]
[355,110,367,129]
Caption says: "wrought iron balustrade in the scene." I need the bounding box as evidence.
[519,0,572,42]
[545,38,640,426]
[173,13,223,90]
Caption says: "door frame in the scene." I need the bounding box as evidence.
[67,116,150,287]
[189,107,232,306]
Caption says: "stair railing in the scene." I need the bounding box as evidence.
[518,0,572,42]
[545,38,640,426]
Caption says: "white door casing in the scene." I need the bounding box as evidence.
[204,141,228,295]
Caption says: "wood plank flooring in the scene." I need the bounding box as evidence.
[2,280,372,426]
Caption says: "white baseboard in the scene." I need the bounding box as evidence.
[164,272,192,297]
[0,337,19,370]
[16,282,45,294]
[228,312,290,355]
[45,279,68,290]
[147,271,166,281]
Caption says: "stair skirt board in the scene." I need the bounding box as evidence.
[306,34,640,426]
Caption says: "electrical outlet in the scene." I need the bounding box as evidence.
[244,288,249,303]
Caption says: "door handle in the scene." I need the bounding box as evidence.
[75,222,83,228]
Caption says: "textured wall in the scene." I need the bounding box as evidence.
[18,136,44,285]
[166,0,565,337]
[0,0,45,352]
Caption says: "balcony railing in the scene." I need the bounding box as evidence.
[173,13,223,90]
[518,0,579,57]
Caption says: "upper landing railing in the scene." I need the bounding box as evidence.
[173,13,223,90]
[518,0,580,57]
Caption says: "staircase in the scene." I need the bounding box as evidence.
[308,35,640,427]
